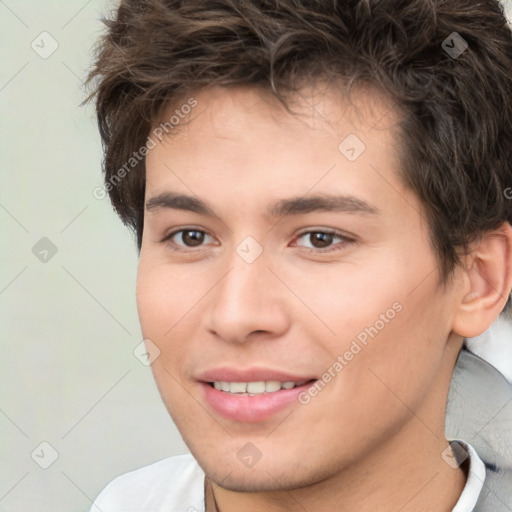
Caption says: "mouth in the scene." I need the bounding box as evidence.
[208,379,313,395]
[200,377,318,422]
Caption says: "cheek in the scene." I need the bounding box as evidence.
[136,255,213,375]
[300,251,449,392]
[136,255,197,336]
[136,262,169,336]
[281,255,406,348]
[345,276,450,415]
[136,260,192,401]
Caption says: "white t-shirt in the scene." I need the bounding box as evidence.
[90,440,485,512]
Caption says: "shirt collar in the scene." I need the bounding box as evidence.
[450,440,486,512]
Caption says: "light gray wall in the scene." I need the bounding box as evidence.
[1,1,511,511]
[1,2,188,512]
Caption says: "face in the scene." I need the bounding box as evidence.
[137,85,462,491]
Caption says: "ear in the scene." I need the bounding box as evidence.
[452,222,512,338]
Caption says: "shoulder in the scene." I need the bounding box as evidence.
[447,348,512,510]
[91,453,205,512]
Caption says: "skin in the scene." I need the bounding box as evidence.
[137,84,512,512]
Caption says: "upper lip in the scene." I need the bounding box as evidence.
[196,367,317,383]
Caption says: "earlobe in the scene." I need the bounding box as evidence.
[452,223,512,339]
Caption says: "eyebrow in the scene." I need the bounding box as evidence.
[145,192,379,218]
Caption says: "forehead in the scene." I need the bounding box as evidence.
[153,83,400,149]
[144,84,412,219]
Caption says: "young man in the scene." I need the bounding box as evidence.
[86,1,512,510]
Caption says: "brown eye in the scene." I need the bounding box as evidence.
[168,229,213,248]
[309,232,334,248]
[294,230,351,252]
[180,230,205,246]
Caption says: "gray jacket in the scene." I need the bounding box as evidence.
[447,348,512,510]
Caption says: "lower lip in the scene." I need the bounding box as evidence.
[200,381,316,422]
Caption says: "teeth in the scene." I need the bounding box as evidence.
[212,380,307,395]
[265,380,282,392]
[229,382,247,393]
[247,381,265,393]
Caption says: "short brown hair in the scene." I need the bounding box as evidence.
[86,0,512,282]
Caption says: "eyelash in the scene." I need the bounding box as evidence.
[161,227,354,254]
[293,229,353,253]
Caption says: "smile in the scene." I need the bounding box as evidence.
[210,380,309,395]
[201,379,317,422]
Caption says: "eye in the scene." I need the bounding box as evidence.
[294,230,352,252]
[164,228,215,249]
[161,228,352,253]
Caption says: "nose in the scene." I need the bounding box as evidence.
[205,251,290,344]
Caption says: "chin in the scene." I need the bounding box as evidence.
[191,446,338,493]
